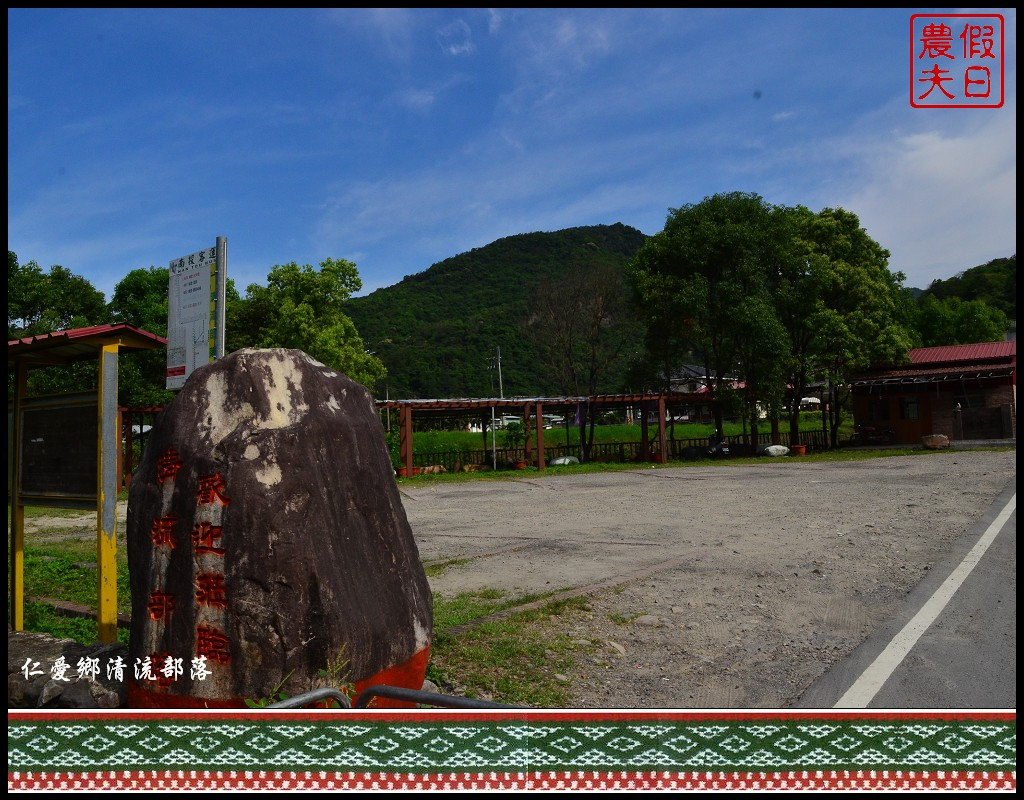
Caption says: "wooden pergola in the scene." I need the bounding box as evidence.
[376,391,715,474]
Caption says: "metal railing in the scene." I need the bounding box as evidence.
[266,685,518,710]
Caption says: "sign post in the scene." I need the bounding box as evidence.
[166,238,227,390]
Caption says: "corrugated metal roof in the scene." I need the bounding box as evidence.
[8,323,167,367]
[910,341,1016,364]
[851,365,1015,386]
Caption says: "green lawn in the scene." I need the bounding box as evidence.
[407,413,845,452]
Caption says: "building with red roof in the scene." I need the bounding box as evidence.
[849,340,1016,444]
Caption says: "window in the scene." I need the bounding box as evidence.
[899,397,920,421]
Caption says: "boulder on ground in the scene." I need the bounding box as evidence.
[921,434,950,450]
[126,348,432,708]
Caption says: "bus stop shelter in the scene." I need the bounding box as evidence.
[8,323,166,643]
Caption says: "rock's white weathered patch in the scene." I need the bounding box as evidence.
[262,351,309,428]
[204,374,255,446]
[412,617,430,652]
[324,394,341,413]
[255,459,283,487]
[243,444,260,460]
[202,353,310,445]
[301,352,328,369]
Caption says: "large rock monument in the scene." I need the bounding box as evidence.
[126,349,431,707]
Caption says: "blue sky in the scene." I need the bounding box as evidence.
[8,8,1016,304]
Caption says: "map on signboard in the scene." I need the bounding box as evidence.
[167,246,216,390]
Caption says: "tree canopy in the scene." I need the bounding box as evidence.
[8,251,107,338]
[8,251,109,398]
[628,194,918,446]
[9,250,384,402]
[227,257,386,391]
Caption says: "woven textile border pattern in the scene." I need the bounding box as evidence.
[8,711,1017,791]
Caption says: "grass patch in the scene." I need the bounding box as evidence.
[395,442,993,485]
[428,589,596,707]
[18,505,90,520]
[12,549,132,645]
[409,415,840,452]
[423,557,472,578]
[23,601,130,646]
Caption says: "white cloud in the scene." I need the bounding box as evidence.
[325,8,421,61]
[837,104,1016,287]
[394,88,436,110]
[436,19,475,56]
[486,9,505,36]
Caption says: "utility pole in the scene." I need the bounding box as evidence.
[496,346,504,399]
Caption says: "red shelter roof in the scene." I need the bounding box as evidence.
[909,341,1016,365]
[852,340,1015,387]
[8,323,167,368]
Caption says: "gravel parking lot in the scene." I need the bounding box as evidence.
[20,448,1014,709]
[402,449,1016,707]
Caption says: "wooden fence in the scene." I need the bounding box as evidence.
[120,406,836,485]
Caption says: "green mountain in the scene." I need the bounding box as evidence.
[919,254,1016,318]
[345,223,647,398]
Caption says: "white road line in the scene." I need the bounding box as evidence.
[835,493,1016,708]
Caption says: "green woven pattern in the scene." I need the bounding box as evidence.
[8,718,1015,773]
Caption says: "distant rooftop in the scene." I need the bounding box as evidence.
[909,341,1015,365]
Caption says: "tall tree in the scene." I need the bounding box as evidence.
[628,200,916,449]
[914,294,1009,347]
[108,266,171,333]
[228,258,386,391]
[793,208,916,447]
[524,246,640,459]
[628,192,789,438]
[8,251,108,398]
[8,252,106,337]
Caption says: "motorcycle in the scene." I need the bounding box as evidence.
[707,433,730,458]
[850,424,895,444]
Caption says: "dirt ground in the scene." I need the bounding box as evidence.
[23,448,1015,709]
[401,449,1016,708]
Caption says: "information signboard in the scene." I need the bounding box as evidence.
[16,392,98,504]
[166,239,226,389]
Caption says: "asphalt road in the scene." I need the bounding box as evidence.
[795,482,1016,709]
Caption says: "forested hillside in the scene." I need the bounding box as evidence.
[344,224,647,398]
[908,255,1014,347]
[918,255,1016,319]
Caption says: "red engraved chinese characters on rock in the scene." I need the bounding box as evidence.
[196,572,228,608]
[192,521,226,556]
[196,625,232,664]
[150,515,178,548]
[147,591,176,621]
[196,474,231,506]
[156,449,184,485]
[151,651,174,690]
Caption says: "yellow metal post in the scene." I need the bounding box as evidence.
[97,344,120,643]
[9,362,27,631]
